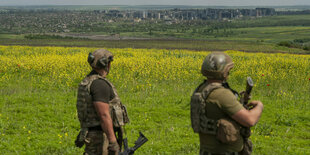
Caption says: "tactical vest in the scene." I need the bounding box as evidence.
[190,81,223,135]
[76,74,129,128]
[191,80,245,145]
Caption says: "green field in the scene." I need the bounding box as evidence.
[0,12,310,155]
[0,33,309,54]
[0,46,309,154]
[0,38,302,53]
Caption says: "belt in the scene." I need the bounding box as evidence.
[200,151,239,155]
[88,126,102,131]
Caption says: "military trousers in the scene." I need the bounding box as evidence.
[84,130,109,155]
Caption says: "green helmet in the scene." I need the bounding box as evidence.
[88,49,113,70]
[201,52,234,80]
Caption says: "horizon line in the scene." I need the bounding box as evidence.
[1,4,310,7]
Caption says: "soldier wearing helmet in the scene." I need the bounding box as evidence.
[75,49,129,155]
[190,52,263,155]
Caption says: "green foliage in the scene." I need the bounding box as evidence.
[277,38,310,51]
[0,46,309,154]
[278,41,293,47]
[24,34,76,40]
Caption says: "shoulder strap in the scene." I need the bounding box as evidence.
[201,82,224,100]
[222,82,239,98]
[84,74,105,93]
[194,80,208,93]
[190,81,223,135]
[100,78,119,97]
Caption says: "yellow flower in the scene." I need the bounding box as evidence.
[58,134,62,138]
[28,130,31,134]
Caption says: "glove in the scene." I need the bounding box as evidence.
[108,141,120,155]
[240,127,251,138]
[74,132,84,148]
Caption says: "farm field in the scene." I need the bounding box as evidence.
[1,25,310,54]
[1,15,310,54]
[0,45,309,154]
[0,36,308,54]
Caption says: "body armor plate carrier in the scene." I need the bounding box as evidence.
[191,81,244,144]
[76,74,129,129]
[190,81,223,134]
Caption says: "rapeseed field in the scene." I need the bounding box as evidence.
[0,46,309,154]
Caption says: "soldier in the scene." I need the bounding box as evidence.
[190,52,264,155]
[75,49,129,155]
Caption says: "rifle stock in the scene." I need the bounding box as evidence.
[119,132,148,155]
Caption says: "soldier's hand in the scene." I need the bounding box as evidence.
[74,132,84,148]
[108,141,120,155]
[247,101,263,109]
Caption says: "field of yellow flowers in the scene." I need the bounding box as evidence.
[0,45,309,154]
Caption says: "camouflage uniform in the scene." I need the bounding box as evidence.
[191,52,250,155]
[76,49,129,155]
[84,130,108,155]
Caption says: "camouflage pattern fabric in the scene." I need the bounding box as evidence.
[216,118,241,144]
[104,79,130,127]
[77,74,129,128]
[191,81,223,134]
[239,138,252,155]
[88,49,113,69]
[201,52,234,80]
[76,74,129,155]
[77,74,103,128]
[84,130,109,155]
[196,86,244,152]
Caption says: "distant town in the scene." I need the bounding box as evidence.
[0,7,309,33]
[95,8,278,21]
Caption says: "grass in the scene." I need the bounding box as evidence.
[0,34,24,39]
[0,38,308,54]
[0,46,309,154]
[1,23,310,54]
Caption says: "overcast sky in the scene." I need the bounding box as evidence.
[0,0,310,6]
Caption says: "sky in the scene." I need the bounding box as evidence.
[0,0,310,6]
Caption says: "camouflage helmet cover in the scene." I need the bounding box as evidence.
[88,49,113,69]
[201,52,234,80]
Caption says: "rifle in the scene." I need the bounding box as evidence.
[114,127,124,150]
[240,77,254,109]
[119,132,148,155]
[239,77,254,139]
[239,77,254,155]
